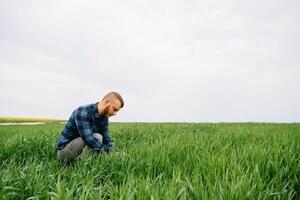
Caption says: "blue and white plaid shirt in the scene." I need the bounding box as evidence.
[56,102,113,152]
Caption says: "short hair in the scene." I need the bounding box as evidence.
[102,91,124,108]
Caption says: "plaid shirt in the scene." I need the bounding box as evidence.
[56,102,113,151]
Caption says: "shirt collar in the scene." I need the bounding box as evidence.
[92,102,101,119]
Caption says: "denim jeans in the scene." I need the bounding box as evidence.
[57,133,103,164]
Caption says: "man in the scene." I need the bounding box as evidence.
[56,91,124,164]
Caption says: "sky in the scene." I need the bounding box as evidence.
[0,0,299,122]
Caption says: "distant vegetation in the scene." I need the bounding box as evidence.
[0,117,66,123]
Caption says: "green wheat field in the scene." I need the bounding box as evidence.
[0,122,299,199]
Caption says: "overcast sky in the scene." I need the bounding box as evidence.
[0,0,299,122]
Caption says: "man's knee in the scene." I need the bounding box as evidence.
[93,133,103,143]
[57,134,103,164]
[57,137,85,164]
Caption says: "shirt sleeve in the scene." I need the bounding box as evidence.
[75,109,103,150]
[102,120,114,147]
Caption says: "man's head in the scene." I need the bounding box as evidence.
[99,91,124,118]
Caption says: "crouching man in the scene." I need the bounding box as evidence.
[56,91,124,164]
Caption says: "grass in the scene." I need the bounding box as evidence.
[0,123,299,199]
[0,117,66,123]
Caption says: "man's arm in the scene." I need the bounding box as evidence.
[75,109,104,151]
[102,122,123,152]
[102,122,114,147]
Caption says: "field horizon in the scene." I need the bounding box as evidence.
[0,117,67,123]
[0,116,298,124]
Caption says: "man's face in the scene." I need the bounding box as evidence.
[103,100,122,118]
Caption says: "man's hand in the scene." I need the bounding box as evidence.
[110,145,128,157]
[102,144,110,153]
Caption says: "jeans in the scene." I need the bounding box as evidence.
[57,133,103,164]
